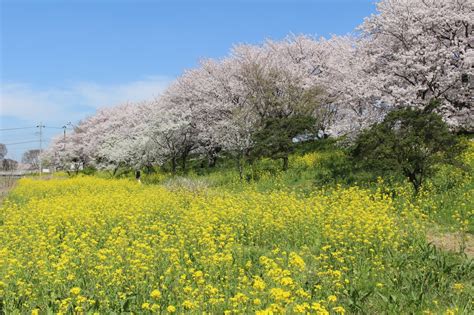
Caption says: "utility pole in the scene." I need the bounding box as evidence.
[61,122,73,172]
[37,122,45,175]
[62,125,67,151]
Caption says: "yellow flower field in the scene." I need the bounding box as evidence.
[0,177,469,314]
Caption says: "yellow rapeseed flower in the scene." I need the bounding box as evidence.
[150,289,161,299]
[327,295,337,303]
[69,287,81,295]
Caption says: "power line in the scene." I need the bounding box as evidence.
[1,134,60,144]
[1,125,73,130]
[0,127,37,131]
[4,140,40,146]
[1,122,73,162]
[45,126,73,130]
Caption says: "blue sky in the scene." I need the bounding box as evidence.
[1,0,376,160]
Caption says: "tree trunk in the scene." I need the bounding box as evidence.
[236,153,244,181]
[112,165,119,177]
[181,153,187,173]
[171,157,177,175]
[208,154,218,168]
[413,179,421,195]
[145,164,155,174]
[407,171,422,195]
[282,155,289,171]
[248,159,257,182]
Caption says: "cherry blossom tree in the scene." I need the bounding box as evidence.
[45,102,154,174]
[359,0,473,131]
[145,89,199,174]
[93,102,154,173]
[0,144,7,160]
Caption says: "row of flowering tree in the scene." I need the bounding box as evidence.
[44,0,473,175]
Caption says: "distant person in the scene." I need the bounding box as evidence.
[135,170,141,183]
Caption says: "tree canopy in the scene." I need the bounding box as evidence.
[351,103,465,193]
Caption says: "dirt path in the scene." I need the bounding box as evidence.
[427,230,474,258]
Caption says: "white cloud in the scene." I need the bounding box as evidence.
[0,76,171,124]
